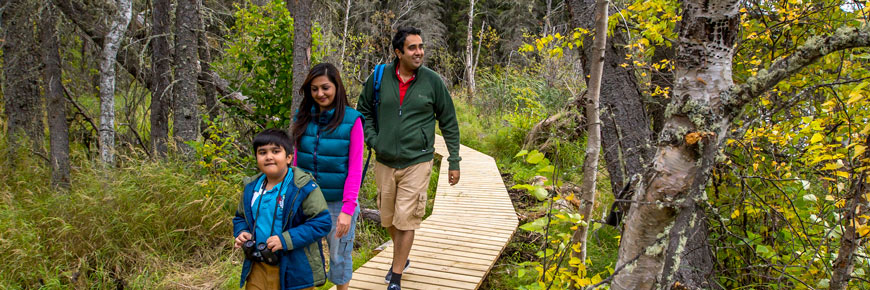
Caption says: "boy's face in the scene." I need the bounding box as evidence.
[256,143,291,179]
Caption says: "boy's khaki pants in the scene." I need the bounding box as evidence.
[246,262,316,290]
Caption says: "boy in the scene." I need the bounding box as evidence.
[233,129,332,290]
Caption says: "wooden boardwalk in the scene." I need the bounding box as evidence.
[333,135,519,290]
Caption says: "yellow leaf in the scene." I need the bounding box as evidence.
[811,133,824,143]
[823,162,844,171]
[837,199,847,208]
[826,195,836,201]
[859,225,870,237]
[862,123,870,135]
[835,171,850,178]
[731,209,741,219]
[855,145,866,159]
[565,194,575,201]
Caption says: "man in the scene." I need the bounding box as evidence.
[357,26,461,290]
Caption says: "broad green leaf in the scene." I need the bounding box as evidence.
[515,150,529,157]
[526,150,545,164]
[533,187,549,201]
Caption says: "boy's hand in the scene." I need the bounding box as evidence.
[234,232,252,249]
[335,212,352,239]
[267,235,283,252]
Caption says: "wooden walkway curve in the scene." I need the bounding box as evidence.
[333,135,519,290]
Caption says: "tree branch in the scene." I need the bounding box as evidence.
[728,24,870,115]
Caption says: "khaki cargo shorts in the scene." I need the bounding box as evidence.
[374,160,433,231]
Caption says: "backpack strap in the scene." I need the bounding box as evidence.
[361,64,386,187]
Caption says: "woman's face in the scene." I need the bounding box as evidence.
[310,75,336,111]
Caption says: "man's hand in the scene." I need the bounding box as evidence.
[267,235,283,252]
[234,232,252,249]
[448,170,460,185]
[335,212,352,239]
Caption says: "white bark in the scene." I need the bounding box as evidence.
[571,0,607,269]
[464,0,476,98]
[338,0,351,71]
[99,0,132,165]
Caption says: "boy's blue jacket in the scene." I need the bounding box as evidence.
[233,167,331,289]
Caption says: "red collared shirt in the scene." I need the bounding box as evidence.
[396,67,416,105]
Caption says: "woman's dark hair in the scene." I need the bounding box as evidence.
[253,128,293,155]
[291,62,349,148]
[392,26,422,60]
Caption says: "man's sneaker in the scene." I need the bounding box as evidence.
[384,259,411,283]
[387,282,401,290]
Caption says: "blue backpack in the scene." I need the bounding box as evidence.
[361,64,385,186]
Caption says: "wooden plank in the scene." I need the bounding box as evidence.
[350,272,466,290]
[358,262,484,284]
[367,256,489,276]
[409,239,503,256]
[423,220,517,231]
[371,253,492,272]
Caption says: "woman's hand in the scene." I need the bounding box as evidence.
[335,212,352,239]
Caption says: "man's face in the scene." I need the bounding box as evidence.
[395,34,424,71]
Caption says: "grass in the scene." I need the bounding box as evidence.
[0,139,241,288]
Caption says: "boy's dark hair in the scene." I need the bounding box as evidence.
[392,26,422,55]
[253,128,293,155]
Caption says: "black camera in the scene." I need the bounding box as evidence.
[242,240,279,265]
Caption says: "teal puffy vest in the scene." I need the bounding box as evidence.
[295,106,363,202]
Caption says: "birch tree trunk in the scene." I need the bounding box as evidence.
[99,0,132,165]
[613,1,870,287]
[150,0,172,157]
[565,0,655,202]
[464,0,476,98]
[288,0,313,118]
[40,3,71,189]
[2,0,44,158]
[174,0,202,156]
[570,0,607,269]
[338,0,351,71]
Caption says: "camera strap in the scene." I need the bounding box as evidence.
[252,171,287,242]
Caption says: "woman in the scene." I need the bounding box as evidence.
[291,63,363,290]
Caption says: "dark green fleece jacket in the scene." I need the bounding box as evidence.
[357,61,461,170]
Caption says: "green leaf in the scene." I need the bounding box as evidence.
[526,150,545,164]
[517,268,526,278]
[515,150,529,157]
[533,187,549,201]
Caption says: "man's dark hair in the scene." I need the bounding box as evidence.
[392,26,422,54]
[253,128,293,155]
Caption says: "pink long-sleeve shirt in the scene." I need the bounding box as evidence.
[294,118,363,215]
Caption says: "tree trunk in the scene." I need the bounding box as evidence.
[198,8,218,122]
[612,1,739,287]
[98,0,132,165]
[40,3,71,189]
[570,0,607,271]
[831,136,870,289]
[150,0,172,157]
[338,0,351,71]
[288,0,313,119]
[464,0,476,98]
[174,0,202,156]
[2,0,44,157]
[565,0,655,202]
[612,4,870,289]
